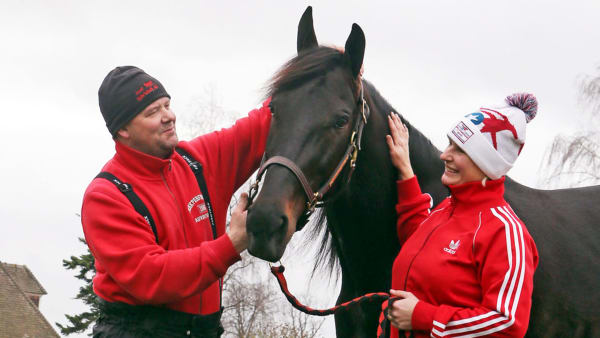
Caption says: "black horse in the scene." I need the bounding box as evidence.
[246,7,600,337]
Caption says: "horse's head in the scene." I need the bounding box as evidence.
[247,6,366,261]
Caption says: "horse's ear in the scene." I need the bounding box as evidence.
[343,23,365,79]
[297,6,318,53]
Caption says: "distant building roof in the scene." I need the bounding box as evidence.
[1,262,47,295]
[0,261,59,338]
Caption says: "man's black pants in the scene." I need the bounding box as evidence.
[93,299,224,338]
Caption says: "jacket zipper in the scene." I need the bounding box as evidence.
[403,203,456,290]
[161,163,190,248]
[403,223,443,290]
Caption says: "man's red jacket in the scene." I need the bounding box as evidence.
[391,176,539,338]
[82,100,271,315]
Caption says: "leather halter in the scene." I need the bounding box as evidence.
[248,80,370,231]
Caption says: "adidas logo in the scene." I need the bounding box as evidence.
[443,240,460,254]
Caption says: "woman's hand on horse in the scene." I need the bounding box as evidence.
[386,112,414,180]
[388,289,419,331]
[228,192,249,253]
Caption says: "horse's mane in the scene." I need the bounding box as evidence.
[266,46,360,99]
[307,209,335,278]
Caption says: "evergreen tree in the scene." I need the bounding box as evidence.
[56,237,99,336]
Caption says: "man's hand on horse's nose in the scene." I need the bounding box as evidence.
[228,193,249,253]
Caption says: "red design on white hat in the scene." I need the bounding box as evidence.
[480,108,518,150]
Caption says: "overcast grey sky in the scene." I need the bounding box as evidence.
[1,1,599,336]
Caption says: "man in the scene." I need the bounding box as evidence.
[82,66,271,337]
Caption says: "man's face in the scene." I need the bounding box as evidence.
[117,97,178,158]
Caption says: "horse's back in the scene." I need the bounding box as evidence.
[505,178,600,337]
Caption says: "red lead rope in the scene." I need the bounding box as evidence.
[270,265,400,338]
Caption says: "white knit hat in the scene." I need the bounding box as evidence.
[447,93,538,180]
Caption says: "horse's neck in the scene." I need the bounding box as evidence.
[406,129,448,205]
[364,83,447,204]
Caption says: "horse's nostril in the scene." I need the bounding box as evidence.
[278,215,288,231]
[246,205,289,237]
[246,204,290,262]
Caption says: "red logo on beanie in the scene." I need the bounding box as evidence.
[135,81,159,101]
[479,108,518,150]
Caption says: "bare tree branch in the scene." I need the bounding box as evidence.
[177,83,238,139]
[539,67,600,188]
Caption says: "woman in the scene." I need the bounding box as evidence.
[384,93,539,337]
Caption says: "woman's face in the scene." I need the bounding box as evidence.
[440,139,487,186]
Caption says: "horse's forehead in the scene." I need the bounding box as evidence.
[321,66,355,95]
[276,71,355,111]
[277,93,352,122]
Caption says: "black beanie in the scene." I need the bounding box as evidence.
[98,66,171,137]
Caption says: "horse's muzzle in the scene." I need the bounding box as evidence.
[246,205,290,262]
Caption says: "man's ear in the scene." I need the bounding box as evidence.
[116,127,130,140]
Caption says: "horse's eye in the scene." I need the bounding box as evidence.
[334,115,350,129]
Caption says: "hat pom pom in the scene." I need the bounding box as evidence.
[505,93,538,123]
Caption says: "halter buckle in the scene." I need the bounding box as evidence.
[350,131,359,168]
[350,146,358,168]
[306,192,321,212]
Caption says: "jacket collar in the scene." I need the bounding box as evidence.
[448,176,505,209]
[114,141,175,178]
